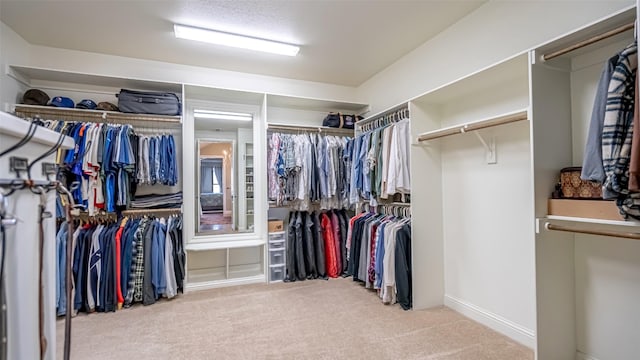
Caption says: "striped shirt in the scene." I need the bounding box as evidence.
[131,218,148,303]
[602,43,638,218]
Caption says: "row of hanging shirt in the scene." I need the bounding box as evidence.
[55,214,184,315]
[347,209,412,310]
[349,114,411,205]
[581,41,640,218]
[268,132,352,211]
[284,209,350,281]
[36,119,178,216]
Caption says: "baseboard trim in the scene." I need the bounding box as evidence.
[185,274,266,292]
[444,294,535,349]
[576,351,601,360]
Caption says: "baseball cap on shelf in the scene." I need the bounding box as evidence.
[22,89,50,106]
[49,96,75,108]
[96,102,119,112]
[76,99,98,110]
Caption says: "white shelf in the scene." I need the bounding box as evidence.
[0,111,75,149]
[417,108,528,142]
[8,65,183,93]
[411,54,529,106]
[542,215,640,228]
[186,239,265,251]
[14,104,182,125]
[266,93,368,113]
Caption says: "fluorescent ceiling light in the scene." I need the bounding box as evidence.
[174,24,299,56]
[194,110,253,121]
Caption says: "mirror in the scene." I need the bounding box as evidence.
[195,108,254,235]
[198,140,234,233]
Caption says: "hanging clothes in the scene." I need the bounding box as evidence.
[36,119,179,217]
[284,210,348,282]
[267,132,352,210]
[580,42,640,219]
[56,214,184,315]
[347,209,412,310]
[349,115,411,205]
[321,212,339,278]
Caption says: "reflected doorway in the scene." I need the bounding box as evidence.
[198,140,234,233]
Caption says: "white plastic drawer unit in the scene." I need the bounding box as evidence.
[269,248,286,266]
[268,231,285,242]
[269,239,285,250]
[269,265,285,283]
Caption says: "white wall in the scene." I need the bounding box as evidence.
[23,44,359,105]
[0,22,30,109]
[356,0,634,114]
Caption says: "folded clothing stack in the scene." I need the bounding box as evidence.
[130,192,183,209]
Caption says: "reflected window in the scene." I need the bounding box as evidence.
[201,158,223,194]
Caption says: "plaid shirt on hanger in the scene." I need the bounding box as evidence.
[602,42,639,218]
[129,218,149,304]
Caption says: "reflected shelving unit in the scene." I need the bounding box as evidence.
[245,142,254,231]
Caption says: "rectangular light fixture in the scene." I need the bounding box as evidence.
[174,24,299,57]
[194,110,253,121]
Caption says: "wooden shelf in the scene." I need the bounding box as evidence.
[417,108,528,142]
[14,104,182,126]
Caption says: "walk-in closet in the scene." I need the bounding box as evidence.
[1,1,639,359]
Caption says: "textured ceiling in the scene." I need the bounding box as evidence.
[0,0,486,86]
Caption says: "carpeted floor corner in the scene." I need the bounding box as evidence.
[56,278,533,360]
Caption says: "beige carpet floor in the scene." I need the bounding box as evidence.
[56,278,533,360]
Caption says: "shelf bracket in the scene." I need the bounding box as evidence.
[472,132,496,164]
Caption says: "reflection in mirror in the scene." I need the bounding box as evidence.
[195,108,254,236]
[198,141,233,233]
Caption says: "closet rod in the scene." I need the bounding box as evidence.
[542,21,634,61]
[544,222,640,240]
[121,208,182,215]
[378,202,411,207]
[267,123,353,136]
[71,211,117,219]
[0,179,57,187]
[70,207,182,218]
[14,104,182,125]
[417,110,528,142]
[357,104,409,129]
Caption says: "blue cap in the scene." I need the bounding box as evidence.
[49,96,75,108]
[76,99,97,110]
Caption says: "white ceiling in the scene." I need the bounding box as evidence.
[0,0,486,87]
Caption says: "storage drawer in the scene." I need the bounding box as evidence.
[269,265,285,283]
[268,220,284,233]
[268,231,285,242]
[269,248,286,266]
[269,240,285,250]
